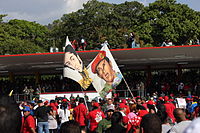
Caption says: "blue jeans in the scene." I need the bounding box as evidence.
[38,122,49,133]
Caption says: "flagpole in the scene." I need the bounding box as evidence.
[122,76,134,98]
[80,87,89,111]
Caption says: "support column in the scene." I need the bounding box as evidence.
[145,66,152,96]
[9,72,14,83]
[176,64,182,82]
[35,72,40,84]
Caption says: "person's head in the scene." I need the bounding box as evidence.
[147,104,156,114]
[79,97,85,104]
[107,98,113,105]
[64,45,83,72]
[61,102,68,109]
[91,51,116,85]
[111,112,123,125]
[119,103,126,113]
[136,104,146,112]
[173,108,186,123]
[37,100,43,106]
[140,114,162,133]
[0,96,21,133]
[136,98,142,105]
[130,104,137,112]
[60,120,81,133]
[92,102,99,110]
[106,109,114,119]
[22,106,31,117]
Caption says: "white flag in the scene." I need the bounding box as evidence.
[63,36,92,89]
[87,44,123,97]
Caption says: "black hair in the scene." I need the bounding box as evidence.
[140,114,162,133]
[0,96,21,133]
[111,112,123,125]
[136,104,146,110]
[79,97,85,103]
[60,120,81,133]
[65,45,78,56]
[147,104,156,113]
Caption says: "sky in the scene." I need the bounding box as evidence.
[0,0,199,25]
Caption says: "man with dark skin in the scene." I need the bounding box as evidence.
[168,108,191,133]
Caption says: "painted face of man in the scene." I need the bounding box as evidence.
[96,59,115,84]
[64,52,83,72]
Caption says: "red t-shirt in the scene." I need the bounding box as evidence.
[164,102,176,122]
[87,109,105,131]
[21,115,36,133]
[73,103,88,126]
[127,116,141,133]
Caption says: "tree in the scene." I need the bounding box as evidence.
[0,16,51,54]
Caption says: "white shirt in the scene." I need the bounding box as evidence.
[59,109,70,124]
[169,120,191,133]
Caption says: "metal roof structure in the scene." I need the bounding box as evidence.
[0,45,200,76]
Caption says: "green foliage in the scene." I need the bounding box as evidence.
[49,0,200,48]
[0,0,200,54]
[0,17,50,55]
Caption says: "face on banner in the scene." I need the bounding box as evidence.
[89,45,123,97]
[63,43,92,89]
[92,52,116,85]
[64,45,83,72]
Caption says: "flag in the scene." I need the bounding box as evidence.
[87,44,123,98]
[63,36,92,89]
[8,90,13,96]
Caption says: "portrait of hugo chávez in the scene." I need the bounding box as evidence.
[91,51,122,97]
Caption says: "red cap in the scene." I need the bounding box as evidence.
[158,97,163,101]
[147,100,154,105]
[93,102,99,107]
[169,99,174,102]
[44,101,49,105]
[49,103,55,107]
[138,110,148,117]
[164,96,169,101]
[62,99,67,102]
[119,103,126,108]
[91,51,106,74]
[122,99,127,104]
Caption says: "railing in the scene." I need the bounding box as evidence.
[12,94,38,103]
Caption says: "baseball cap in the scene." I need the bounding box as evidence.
[147,100,154,105]
[62,99,67,102]
[93,102,99,107]
[23,106,31,112]
[119,103,126,109]
[164,96,169,101]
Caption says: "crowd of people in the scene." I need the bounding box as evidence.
[2,91,200,133]
[1,70,200,100]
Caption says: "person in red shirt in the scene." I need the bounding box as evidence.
[126,115,141,133]
[73,98,88,129]
[21,106,36,133]
[121,99,130,115]
[87,102,105,133]
[163,96,176,123]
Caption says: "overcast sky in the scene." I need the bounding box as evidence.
[0,0,199,25]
